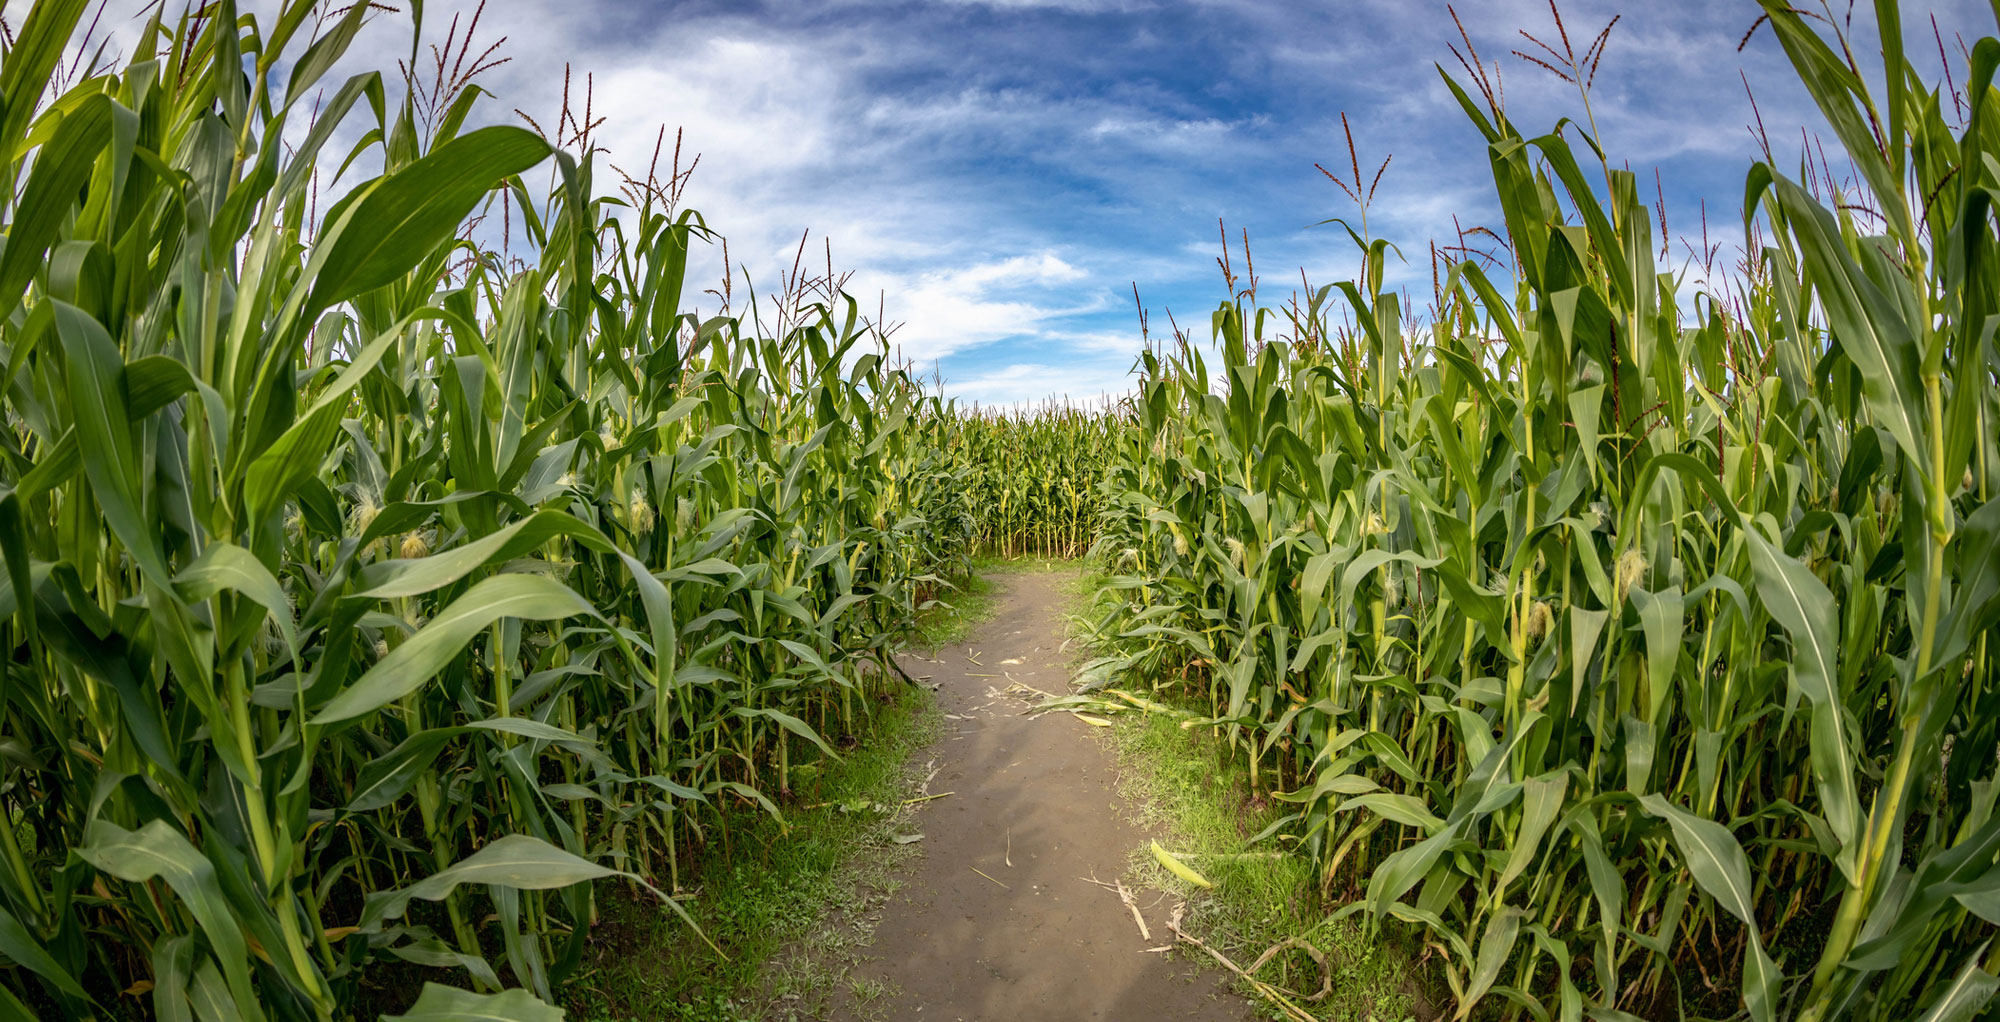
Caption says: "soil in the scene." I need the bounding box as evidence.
[834,569,1251,1021]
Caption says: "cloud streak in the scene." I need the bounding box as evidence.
[26,0,1997,406]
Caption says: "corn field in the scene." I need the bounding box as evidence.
[0,1,1047,1017]
[9,0,2000,1019]
[1085,3,2000,1020]
[955,404,1119,559]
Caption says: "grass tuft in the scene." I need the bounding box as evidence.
[1109,709,1427,1022]
[1069,568,1431,1022]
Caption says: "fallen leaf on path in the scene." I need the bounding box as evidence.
[1151,841,1214,889]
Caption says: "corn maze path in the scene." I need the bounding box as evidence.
[834,568,1251,1021]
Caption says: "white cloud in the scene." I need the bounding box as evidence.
[23,0,1996,409]
[933,0,1145,10]
[875,251,1096,362]
[944,361,1138,411]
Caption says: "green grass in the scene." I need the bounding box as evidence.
[904,568,1000,654]
[983,551,1087,576]
[1067,569,1429,1022]
[1110,709,1426,1022]
[560,569,1002,1021]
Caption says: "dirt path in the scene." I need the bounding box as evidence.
[837,569,1249,1021]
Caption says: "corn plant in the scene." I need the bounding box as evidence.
[0,1,992,1017]
[954,403,1120,558]
[1088,3,2000,1019]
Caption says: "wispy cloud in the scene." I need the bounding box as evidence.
[29,0,1998,406]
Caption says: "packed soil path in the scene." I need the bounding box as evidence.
[838,569,1250,1021]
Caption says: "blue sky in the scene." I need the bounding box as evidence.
[30,0,1999,406]
[565,0,1986,408]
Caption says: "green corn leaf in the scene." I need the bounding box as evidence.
[175,542,300,666]
[240,308,436,522]
[347,717,597,812]
[1848,814,2000,969]
[313,574,598,724]
[1638,795,1779,1022]
[1498,773,1568,892]
[0,904,93,1005]
[352,510,614,599]
[1939,497,2000,670]
[1756,174,1926,474]
[383,936,504,991]
[0,0,92,154]
[77,820,264,1022]
[361,835,617,931]
[0,983,42,1022]
[734,705,839,758]
[280,3,371,104]
[1464,906,1526,1014]
[1334,792,1446,834]
[1385,900,1470,962]
[124,354,197,419]
[0,94,113,321]
[1563,809,1623,978]
[1753,1,1917,248]
[51,300,173,587]
[381,982,565,1022]
[1367,827,1457,915]
[1636,797,1760,921]
[1630,586,1684,725]
[187,960,234,1022]
[149,935,197,1022]
[1745,528,1862,876]
[1911,944,2000,1022]
[306,126,551,312]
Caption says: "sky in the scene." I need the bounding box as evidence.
[17,0,1999,407]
